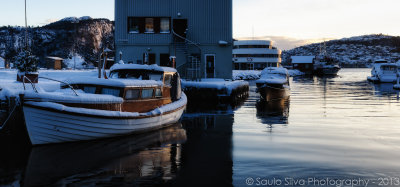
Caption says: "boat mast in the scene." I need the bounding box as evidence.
[24,0,28,49]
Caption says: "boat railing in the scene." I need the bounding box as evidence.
[38,76,79,96]
[22,76,39,93]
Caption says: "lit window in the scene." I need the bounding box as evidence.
[141,89,153,99]
[160,18,170,33]
[145,18,154,33]
[125,89,140,100]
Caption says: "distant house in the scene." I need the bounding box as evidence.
[0,57,5,69]
[291,56,315,74]
[114,0,233,79]
[45,56,63,70]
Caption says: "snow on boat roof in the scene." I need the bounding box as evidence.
[261,67,289,76]
[24,90,124,104]
[110,64,177,73]
[64,77,163,88]
[291,56,315,64]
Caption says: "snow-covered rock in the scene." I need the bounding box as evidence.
[283,34,400,67]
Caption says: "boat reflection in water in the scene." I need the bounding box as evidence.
[371,83,400,98]
[23,124,186,186]
[22,113,235,186]
[256,98,290,128]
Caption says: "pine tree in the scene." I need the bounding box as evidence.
[13,48,38,73]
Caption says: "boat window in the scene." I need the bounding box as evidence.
[155,88,162,97]
[149,74,162,81]
[125,89,140,100]
[141,89,154,99]
[101,88,121,97]
[381,66,397,72]
[83,86,96,94]
[164,74,172,86]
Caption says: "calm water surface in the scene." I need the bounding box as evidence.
[1,68,400,186]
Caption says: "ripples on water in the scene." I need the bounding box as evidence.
[1,69,400,186]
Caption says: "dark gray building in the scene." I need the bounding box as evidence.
[114,0,233,79]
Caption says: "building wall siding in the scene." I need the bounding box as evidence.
[115,0,233,79]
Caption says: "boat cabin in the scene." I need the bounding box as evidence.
[61,64,182,113]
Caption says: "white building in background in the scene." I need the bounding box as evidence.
[233,40,281,70]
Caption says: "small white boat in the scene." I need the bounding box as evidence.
[21,64,187,145]
[255,67,290,101]
[367,59,398,83]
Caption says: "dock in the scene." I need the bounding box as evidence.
[182,79,249,105]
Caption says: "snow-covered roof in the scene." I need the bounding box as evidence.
[64,77,163,88]
[291,56,315,64]
[46,56,64,61]
[110,64,177,73]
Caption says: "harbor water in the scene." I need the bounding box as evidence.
[1,68,400,186]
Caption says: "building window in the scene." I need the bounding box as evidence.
[128,17,140,33]
[145,18,154,33]
[160,18,170,33]
[233,54,280,58]
[128,17,170,34]
[234,63,240,70]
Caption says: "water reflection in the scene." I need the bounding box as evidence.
[372,83,400,98]
[234,69,400,186]
[22,124,186,186]
[256,98,290,126]
[176,114,234,186]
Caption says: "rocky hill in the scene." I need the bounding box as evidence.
[282,34,400,67]
[0,16,114,67]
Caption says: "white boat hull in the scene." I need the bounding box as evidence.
[23,104,185,145]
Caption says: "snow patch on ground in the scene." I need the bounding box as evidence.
[63,55,86,69]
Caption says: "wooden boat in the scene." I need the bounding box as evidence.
[21,64,187,145]
[256,67,290,102]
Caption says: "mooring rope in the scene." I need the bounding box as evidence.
[0,97,20,131]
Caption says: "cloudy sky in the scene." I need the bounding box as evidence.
[1,0,399,50]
